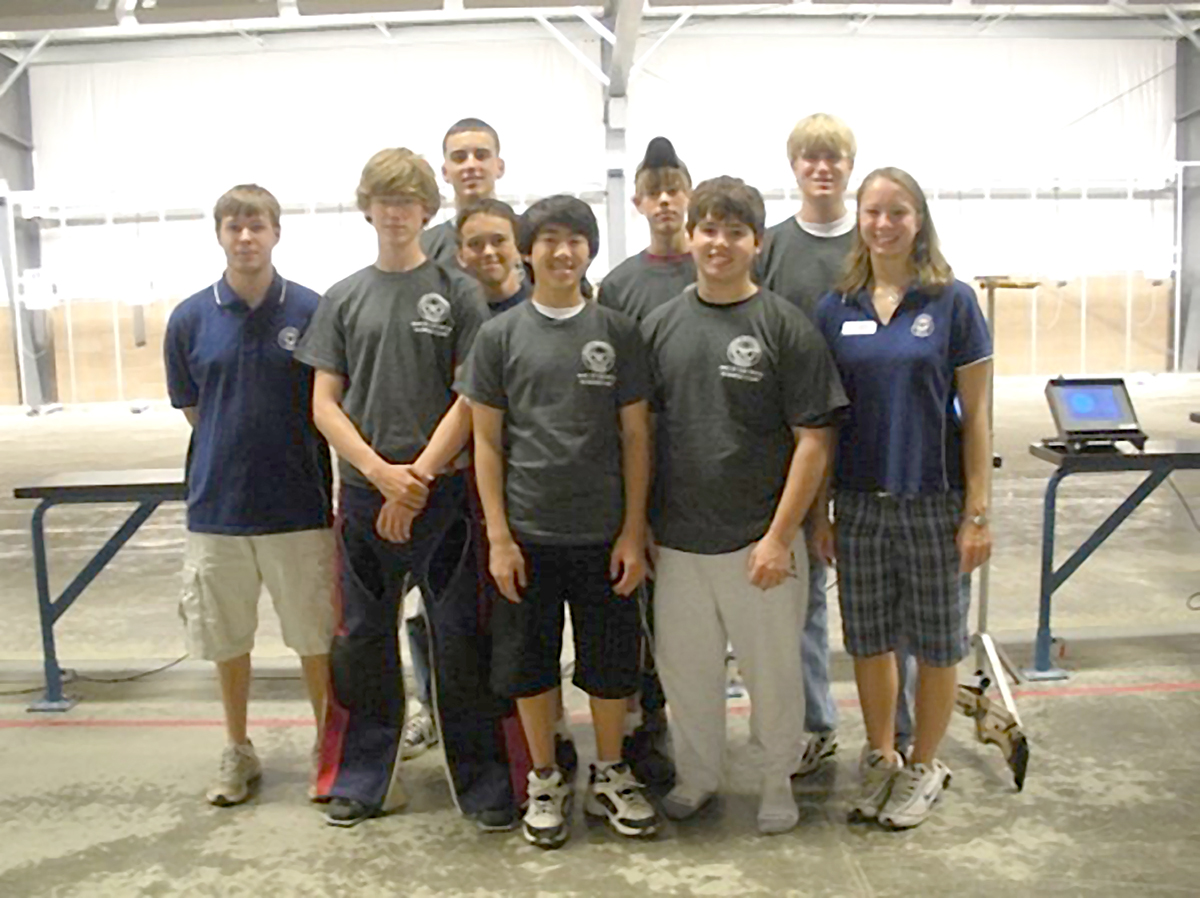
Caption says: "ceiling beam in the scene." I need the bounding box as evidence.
[606,0,642,98]
[0,32,51,103]
[1165,5,1200,50]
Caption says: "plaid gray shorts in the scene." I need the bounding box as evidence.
[834,491,969,667]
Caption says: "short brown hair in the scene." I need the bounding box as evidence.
[456,198,519,245]
[687,176,766,240]
[356,148,441,219]
[442,118,500,156]
[837,167,954,296]
[787,113,856,164]
[213,184,280,233]
[634,166,691,199]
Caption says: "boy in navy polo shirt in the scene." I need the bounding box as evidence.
[814,167,992,830]
[463,196,659,849]
[422,118,507,267]
[642,177,847,835]
[164,184,334,808]
[296,148,491,828]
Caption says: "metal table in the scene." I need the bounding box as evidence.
[1027,440,1200,679]
[13,469,186,710]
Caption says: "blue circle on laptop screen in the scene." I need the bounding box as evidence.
[1068,393,1097,416]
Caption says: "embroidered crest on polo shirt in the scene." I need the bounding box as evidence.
[275,326,299,352]
[413,293,453,337]
[277,326,300,352]
[720,335,764,383]
[911,313,934,338]
[578,340,617,387]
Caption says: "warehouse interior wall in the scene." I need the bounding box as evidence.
[1177,37,1200,371]
[0,26,1186,403]
[1,49,48,407]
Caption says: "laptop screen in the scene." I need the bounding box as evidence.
[1046,379,1140,434]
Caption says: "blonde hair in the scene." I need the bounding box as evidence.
[837,167,954,296]
[213,184,280,233]
[786,113,857,164]
[356,148,441,218]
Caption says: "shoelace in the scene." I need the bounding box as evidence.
[888,769,920,801]
[220,749,246,779]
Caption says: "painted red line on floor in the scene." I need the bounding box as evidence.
[1011,680,1200,699]
[2,680,1199,729]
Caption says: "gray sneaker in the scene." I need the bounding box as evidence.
[878,760,952,830]
[793,730,838,776]
[848,747,902,823]
[206,742,262,807]
[400,705,438,760]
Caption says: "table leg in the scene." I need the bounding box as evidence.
[28,501,75,712]
[1026,470,1069,681]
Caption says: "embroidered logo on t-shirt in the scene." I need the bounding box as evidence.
[911,313,934,338]
[413,293,453,337]
[277,326,300,352]
[579,340,617,387]
[720,335,764,382]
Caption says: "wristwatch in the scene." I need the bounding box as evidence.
[967,512,989,527]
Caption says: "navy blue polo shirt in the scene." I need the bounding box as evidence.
[814,279,992,496]
[164,273,333,534]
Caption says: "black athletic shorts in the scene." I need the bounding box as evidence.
[491,542,639,700]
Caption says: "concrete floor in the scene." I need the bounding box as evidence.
[1,376,1199,897]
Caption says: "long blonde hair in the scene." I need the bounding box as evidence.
[837,167,953,296]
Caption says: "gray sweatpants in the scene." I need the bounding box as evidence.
[655,539,809,796]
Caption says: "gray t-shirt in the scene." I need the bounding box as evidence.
[420,220,459,269]
[460,301,650,546]
[758,218,855,319]
[598,251,696,324]
[295,261,488,489]
[641,287,848,555]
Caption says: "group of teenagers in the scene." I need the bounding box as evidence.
[164,112,993,850]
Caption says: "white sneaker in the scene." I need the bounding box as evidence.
[585,762,659,839]
[523,769,572,850]
[206,742,262,807]
[400,705,438,760]
[848,747,902,823]
[878,760,952,830]
[793,730,838,776]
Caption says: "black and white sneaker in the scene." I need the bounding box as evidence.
[523,769,572,850]
[324,797,379,828]
[793,730,838,777]
[585,762,660,839]
[473,805,519,833]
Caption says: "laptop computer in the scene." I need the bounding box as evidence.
[1044,377,1148,452]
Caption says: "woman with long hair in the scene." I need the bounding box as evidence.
[812,167,993,830]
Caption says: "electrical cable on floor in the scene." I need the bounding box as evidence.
[0,684,47,696]
[73,654,189,683]
[1166,476,1200,612]
[1167,476,1200,534]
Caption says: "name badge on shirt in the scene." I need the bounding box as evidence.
[841,320,878,336]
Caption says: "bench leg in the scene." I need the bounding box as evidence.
[28,502,75,712]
